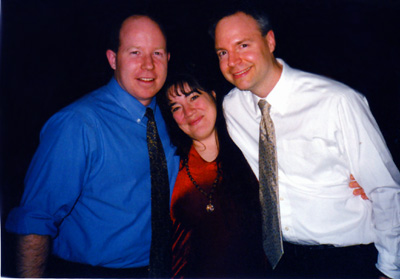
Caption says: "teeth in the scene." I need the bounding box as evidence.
[234,68,250,76]
[139,78,154,81]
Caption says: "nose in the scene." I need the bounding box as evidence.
[142,55,154,70]
[183,105,195,118]
[228,51,241,67]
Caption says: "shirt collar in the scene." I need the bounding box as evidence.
[250,58,294,115]
[106,77,157,121]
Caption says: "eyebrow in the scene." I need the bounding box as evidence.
[125,46,167,52]
[215,38,252,51]
[169,102,177,108]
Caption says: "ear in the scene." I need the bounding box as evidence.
[106,49,117,70]
[264,30,276,53]
[167,52,171,62]
[211,90,217,98]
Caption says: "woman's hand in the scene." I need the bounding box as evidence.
[349,174,369,200]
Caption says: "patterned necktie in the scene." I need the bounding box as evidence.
[258,99,283,269]
[145,107,172,278]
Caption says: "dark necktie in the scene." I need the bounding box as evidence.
[258,99,283,269]
[145,107,171,278]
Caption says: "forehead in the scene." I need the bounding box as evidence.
[215,12,262,44]
[119,16,167,47]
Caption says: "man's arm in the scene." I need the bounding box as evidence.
[17,234,51,278]
[347,176,392,277]
[339,92,400,278]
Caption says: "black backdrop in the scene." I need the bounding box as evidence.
[1,0,399,276]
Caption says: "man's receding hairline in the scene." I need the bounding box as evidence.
[121,15,160,30]
[118,15,168,49]
[215,11,265,38]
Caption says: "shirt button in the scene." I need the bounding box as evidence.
[137,118,141,123]
[280,197,284,201]
[285,227,289,231]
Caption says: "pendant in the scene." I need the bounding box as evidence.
[206,203,215,213]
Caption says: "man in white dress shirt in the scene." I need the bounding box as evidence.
[210,5,400,279]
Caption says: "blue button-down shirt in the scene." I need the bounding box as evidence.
[6,78,180,268]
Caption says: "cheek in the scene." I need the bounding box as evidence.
[173,113,185,126]
[156,59,168,71]
[242,51,256,62]
[209,109,218,124]
[219,62,231,76]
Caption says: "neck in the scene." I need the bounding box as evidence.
[192,131,219,162]
[253,58,283,98]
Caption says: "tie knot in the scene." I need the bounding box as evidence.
[145,107,155,121]
[258,99,271,115]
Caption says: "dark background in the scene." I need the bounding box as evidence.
[1,0,399,277]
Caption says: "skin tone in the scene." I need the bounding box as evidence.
[349,174,368,200]
[215,11,386,278]
[106,16,170,106]
[215,12,282,98]
[16,15,170,278]
[168,84,218,162]
[17,235,50,278]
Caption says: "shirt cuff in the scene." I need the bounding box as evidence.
[5,207,58,237]
[376,251,400,279]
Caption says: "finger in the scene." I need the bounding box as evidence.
[361,193,369,200]
[350,174,355,181]
[349,182,358,188]
[353,189,361,196]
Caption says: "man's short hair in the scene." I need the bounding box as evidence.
[208,3,273,40]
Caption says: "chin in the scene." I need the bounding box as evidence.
[235,84,251,91]
[231,79,248,90]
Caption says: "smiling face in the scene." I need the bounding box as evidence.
[106,16,170,106]
[168,83,217,144]
[215,12,282,98]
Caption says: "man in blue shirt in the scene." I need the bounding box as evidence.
[6,14,180,278]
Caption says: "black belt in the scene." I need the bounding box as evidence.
[47,256,150,278]
[284,241,354,251]
[283,241,376,253]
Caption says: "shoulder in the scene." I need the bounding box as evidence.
[41,86,110,136]
[223,87,244,103]
[222,87,254,112]
[290,68,367,105]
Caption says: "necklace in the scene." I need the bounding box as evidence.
[184,158,221,213]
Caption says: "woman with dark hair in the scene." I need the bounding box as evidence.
[158,74,367,278]
[158,74,268,278]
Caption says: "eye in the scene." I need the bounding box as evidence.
[154,50,165,57]
[171,106,180,113]
[190,94,200,101]
[217,50,227,58]
[130,51,139,55]
[240,43,248,48]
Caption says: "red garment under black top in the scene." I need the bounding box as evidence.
[171,146,266,278]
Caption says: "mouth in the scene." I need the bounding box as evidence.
[189,116,203,126]
[138,77,155,82]
[232,67,251,78]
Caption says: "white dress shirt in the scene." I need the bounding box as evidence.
[223,59,400,278]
